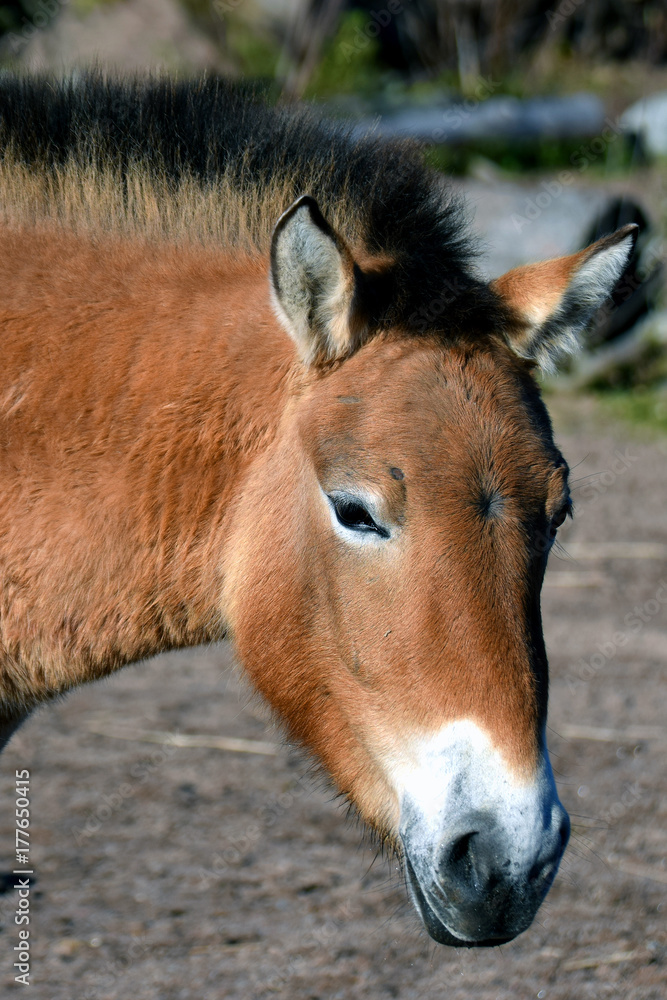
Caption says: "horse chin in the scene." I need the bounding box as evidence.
[404,855,518,949]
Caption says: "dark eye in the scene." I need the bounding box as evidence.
[549,502,572,537]
[329,494,388,538]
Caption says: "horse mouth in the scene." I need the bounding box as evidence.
[403,854,516,949]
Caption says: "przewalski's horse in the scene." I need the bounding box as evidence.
[0,76,635,947]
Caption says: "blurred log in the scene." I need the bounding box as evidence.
[620,92,667,160]
[354,93,606,144]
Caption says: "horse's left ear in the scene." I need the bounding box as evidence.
[270,195,363,366]
[491,224,638,373]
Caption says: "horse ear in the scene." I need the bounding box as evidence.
[491,224,638,373]
[270,196,361,365]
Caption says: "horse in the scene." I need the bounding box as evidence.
[0,75,635,947]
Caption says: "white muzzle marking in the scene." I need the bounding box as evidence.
[390,720,569,945]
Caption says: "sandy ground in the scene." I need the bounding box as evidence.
[0,394,666,1000]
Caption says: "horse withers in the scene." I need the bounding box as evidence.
[0,77,636,947]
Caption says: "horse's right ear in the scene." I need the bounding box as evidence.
[270,196,362,365]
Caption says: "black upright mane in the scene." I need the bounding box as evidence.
[0,74,508,337]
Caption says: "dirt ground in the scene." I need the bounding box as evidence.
[0,394,665,1000]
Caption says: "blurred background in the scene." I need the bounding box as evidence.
[0,7,666,1000]
[2,0,665,420]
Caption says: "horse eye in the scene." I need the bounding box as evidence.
[330,495,387,537]
[550,503,571,536]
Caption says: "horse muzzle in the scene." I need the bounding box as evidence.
[402,805,570,946]
[395,722,570,947]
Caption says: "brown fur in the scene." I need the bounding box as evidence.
[0,153,392,261]
[492,256,578,327]
[0,228,283,700]
[223,335,567,833]
[0,222,568,841]
[0,154,282,248]
[492,224,637,368]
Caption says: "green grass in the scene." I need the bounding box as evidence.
[425,134,638,177]
[594,388,667,436]
[305,11,384,99]
[224,18,281,81]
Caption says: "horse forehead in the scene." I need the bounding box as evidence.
[306,342,554,473]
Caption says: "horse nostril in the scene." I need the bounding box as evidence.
[439,827,487,896]
[558,813,571,852]
[449,831,477,876]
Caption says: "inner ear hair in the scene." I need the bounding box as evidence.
[270,195,362,366]
[492,224,638,374]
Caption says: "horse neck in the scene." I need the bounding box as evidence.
[0,227,297,670]
[132,250,298,646]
